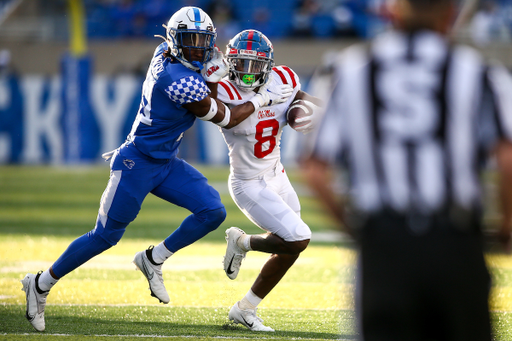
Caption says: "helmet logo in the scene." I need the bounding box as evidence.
[242,74,255,85]
[191,7,203,28]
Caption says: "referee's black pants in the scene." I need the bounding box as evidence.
[357,210,492,341]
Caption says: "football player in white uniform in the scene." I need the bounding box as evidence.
[217,29,322,332]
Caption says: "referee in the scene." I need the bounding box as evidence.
[302,0,512,340]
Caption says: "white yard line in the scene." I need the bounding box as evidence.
[0,333,354,340]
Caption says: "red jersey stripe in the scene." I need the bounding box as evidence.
[273,67,288,85]
[219,81,235,100]
[281,66,297,88]
[227,81,242,100]
[220,80,242,100]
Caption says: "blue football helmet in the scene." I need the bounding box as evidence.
[165,7,217,71]
[226,30,275,91]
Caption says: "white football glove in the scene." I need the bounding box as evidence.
[201,46,229,83]
[249,78,294,110]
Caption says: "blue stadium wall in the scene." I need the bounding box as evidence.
[0,62,306,166]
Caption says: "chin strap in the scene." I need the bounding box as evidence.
[191,61,204,70]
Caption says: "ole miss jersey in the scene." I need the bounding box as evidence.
[127,42,211,160]
[218,65,301,179]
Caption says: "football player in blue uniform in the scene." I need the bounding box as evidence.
[20,6,293,332]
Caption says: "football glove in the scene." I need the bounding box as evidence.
[288,99,321,135]
[201,46,229,83]
[292,116,314,134]
[250,77,294,110]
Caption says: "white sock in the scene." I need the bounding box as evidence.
[237,234,252,252]
[152,242,174,264]
[38,269,58,292]
[238,289,262,310]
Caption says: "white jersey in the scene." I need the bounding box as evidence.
[217,65,301,179]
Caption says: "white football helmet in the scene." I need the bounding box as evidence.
[165,7,217,71]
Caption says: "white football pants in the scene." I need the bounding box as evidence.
[228,163,311,242]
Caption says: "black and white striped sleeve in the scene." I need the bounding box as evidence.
[487,64,512,141]
[311,70,345,164]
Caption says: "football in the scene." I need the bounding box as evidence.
[286,99,313,131]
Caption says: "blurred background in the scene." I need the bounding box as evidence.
[0,0,511,165]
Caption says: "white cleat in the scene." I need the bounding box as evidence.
[21,272,48,332]
[223,227,247,280]
[228,301,275,332]
[133,246,170,304]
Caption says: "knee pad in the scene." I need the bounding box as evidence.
[92,215,128,246]
[198,206,226,233]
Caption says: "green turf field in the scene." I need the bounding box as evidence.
[0,165,511,340]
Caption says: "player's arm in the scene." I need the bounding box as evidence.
[495,140,512,253]
[287,90,323,134]
[301,156,353,237]
[301,76,351,236]
[486,63,512,252]
[294,90,323,107]
[205,82,219,99]
[184,80,293,129]
[183,96,258,129]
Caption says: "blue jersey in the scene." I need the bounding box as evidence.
[128,42,210,159]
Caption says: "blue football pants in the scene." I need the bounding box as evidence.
[52,143,226,278]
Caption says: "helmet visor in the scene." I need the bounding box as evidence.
[233,58,268,74]
[179,32,214,49]
[232,59,270,85]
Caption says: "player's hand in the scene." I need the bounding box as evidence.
[201,46,228,83]
[250,77,293,109]
[262,83,294,106]
[287,99,321,135]
[292,115,314,134]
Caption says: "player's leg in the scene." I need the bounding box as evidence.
[22,195,131,331]
[226,169,310,331]
[150,157,226,254]
[357,216,421,341]
[50,215,128,279]
[228,168,311,263]
[48,146,153,280]
[430,230,491,341]
[249,236,309,296]
[129,156,224,305]
[22,145,155,330]
[132,158,226,304]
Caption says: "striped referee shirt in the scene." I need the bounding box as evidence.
[312,30,512,214]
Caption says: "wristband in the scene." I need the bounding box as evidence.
[198,99,218,121]
[249,93,264,111]
[216,103,231,127]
